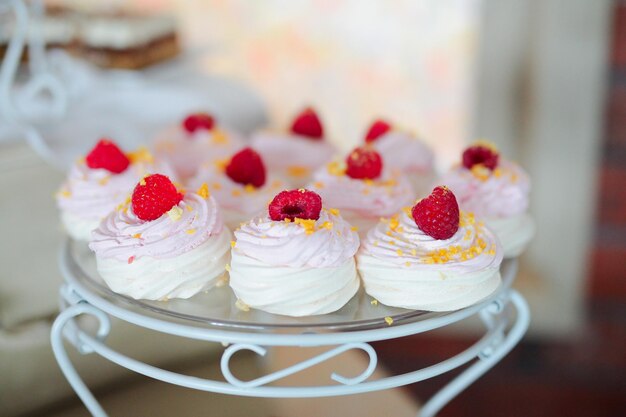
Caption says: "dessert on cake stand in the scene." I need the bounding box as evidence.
[54,239,529,417]
[1,1,530,416]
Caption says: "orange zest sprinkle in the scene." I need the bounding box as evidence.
[197,183,210,199]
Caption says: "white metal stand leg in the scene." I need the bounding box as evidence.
[419,290,530,417]
[50,303,111,417]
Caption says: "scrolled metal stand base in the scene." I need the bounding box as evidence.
[51,284,529,417]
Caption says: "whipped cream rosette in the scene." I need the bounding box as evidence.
[251,108,336,187]
[188,147,288,230]
[56,139,175,241]
[364,119,436,195]
[308,146,414,235]
[439,143,535,257]
[357,186,503,311]
[90,174,231,300]
[153,112,244,180]
[229,189,360,316]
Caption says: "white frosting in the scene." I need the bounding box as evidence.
[90,192,231,300]
[95,229,231,300]
[439,161,530,217]
[228,210,361,316]
[439,159,534,256]
[229,255,359,317]
[251,131,336,186]
[153,126,244,180]
[188,167,288,230]
[56,153,175,241]
[357,210,503,311]
[370,131,434,175]
[60,211,101,242]
[233,210,360,268]
[309,166,415,227]
[1,17,76,44]
[79,15,177,49]
[485,213,535,258]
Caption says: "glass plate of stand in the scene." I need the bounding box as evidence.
[65,239,514,333]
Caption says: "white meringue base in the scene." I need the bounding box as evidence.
[229,253,360,317]
[95,228,232,300]
[357,255,502,311]
[62,212,101,242]
[486,213,535,258]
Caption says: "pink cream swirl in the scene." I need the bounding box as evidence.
[89,192,223,262]
[308,167,414,218]
[251,131,336,172]
[438,160,530,218]
[361,210,503,272]
[57,162,139,220]
[233,209,359,268]
[371,131,434,174]
[57,152,176,221]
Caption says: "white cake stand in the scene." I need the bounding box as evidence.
[52,239,530,417]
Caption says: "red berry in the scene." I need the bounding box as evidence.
[182,112,215,134]
[412,186,460,240]
[85,139,130,174]
[345,146,383,180]
[290,107,323,139]
[131,174,183,221]
[462,145,499,170]
[364,119,392,143]
[268,189,322,221]
[225,147,266,188]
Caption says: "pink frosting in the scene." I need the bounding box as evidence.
[251,131,336,172]
[308,166,415,219]
[233,209,359,268]
[371,131,434,174]
[188,166,289,216]
[57,157,171,221]
[153,126,244,180]
[89,192,223,261]
[362,210,503,272]
[438,160,530,218]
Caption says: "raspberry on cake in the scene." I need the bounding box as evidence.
[89,175,232,300]
[225,147,267,188]
[85,139,130,173]
[251,107,336,187]
[229,189,360,316]
[152,111,244,180]
[412,186,460,240]
[290,107,324,139]
[365,119,392,143]
[131,174,183,221]
[362,118,435,196]
[439,141,535,258]
[345,146,383,180]
[357,186,503,311]
[308,146,414,235]
[56,139,175,241]
[183,113,215,134]
[462,144,499,171]
[188,147,288,230]
[268,189,323,221]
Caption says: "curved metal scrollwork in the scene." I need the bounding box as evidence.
[51,302,111,417]
[477,292,510,360]
[220,342,378,388]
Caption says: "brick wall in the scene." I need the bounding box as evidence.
[589,1,626,301]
